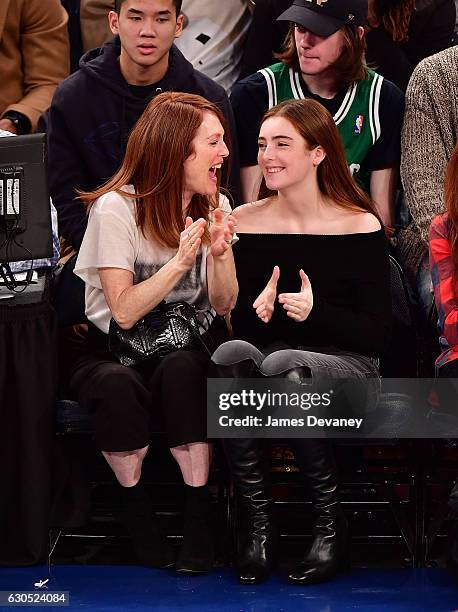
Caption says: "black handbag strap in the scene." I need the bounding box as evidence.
[166,304,212,357]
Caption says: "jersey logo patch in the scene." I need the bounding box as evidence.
[354,114,364,134]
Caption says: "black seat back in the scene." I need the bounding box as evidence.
[380,255,417,377]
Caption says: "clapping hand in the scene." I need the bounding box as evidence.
[175,216,207,271]
[210,208,236,258]
[253,266,280,323]
[278,269,313,322]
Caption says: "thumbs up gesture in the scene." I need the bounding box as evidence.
[278,269,313,322]
[253,266,280,323]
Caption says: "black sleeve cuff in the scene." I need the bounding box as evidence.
[2,111,32,135]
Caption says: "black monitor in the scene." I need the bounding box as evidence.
[0,133,52,263]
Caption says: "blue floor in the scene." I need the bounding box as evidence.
[0,567,457,611]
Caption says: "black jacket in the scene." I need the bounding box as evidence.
[365,0,456,92]
[47,37,240,250]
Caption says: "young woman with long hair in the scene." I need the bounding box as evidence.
[212,98,391,585]
[429,142,458,380]
[70,92,238,574]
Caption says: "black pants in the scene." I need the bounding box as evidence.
[212,339,381,415]
[70,348,210,452]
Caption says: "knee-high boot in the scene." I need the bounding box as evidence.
[288,436,349,584]
[223,437,275,584]
[214,358,274,584]
[278,366,349,584]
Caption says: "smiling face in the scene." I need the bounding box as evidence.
[258,116,324,191]
[109,0,183,83]
[183,111,229,202]
[294,24,344,76]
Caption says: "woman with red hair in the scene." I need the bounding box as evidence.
[71,91,238,574]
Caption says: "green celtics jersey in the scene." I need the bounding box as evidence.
[258,63,384,191]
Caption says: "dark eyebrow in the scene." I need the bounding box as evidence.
[258,135,294,141]
[126,8,173,16]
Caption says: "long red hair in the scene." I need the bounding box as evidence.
[79,92,228,248]
[259,98,383,225]
[444,142,458,292]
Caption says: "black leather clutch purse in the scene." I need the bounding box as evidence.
[108,301,212,367]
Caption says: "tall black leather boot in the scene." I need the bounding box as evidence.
[223,437,275,584]
[288,437,349,585]
[214,356,275,583]
[279,365,348,584]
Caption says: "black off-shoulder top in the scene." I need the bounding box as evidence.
[230,229,391,358]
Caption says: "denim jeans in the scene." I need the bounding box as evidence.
[212,339,381,417]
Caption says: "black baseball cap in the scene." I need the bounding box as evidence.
[277,0,368,37]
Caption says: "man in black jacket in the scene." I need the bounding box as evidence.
[47,0,239,251]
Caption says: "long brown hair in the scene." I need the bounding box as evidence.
[259,98,382,224]
[276,24,367,88]
[79,92,228,248]
[369,0,416,42]
[444,142,458,293]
